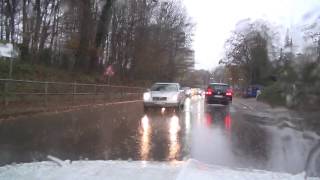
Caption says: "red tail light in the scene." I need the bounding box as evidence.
[205,87,214,95]
[226,89,232,96]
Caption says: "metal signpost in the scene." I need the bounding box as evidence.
[104,65,115,85]
[0,43,18,78]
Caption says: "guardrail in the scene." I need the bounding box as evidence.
[0,79,145,117]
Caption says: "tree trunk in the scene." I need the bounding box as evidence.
[39,21,50,52]
[9,0,16,43]
[21,0,30,61]
[90,0,114,71]
[31,0,41,63]
[75,0,91,71]
[4,0,14,43]
[0,0,4,40]
[38,0,51,54]
[49,0,60,51]
[5,16,9,41]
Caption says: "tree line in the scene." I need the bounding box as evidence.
[220,18,320,109]
[0,0,194,82]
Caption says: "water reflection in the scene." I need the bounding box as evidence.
[205,106,232,130]
[185,111,191,134]
[139,113,183,161]
[191,106,235,167]
[224,114,232,131]
[184,97,191,112]
[196,100,203,124]
[205,112,213,126]
[140,115,151,160]
[168,115,181,161]
[161,108,166,115]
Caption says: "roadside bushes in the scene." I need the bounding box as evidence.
[258,61,320,110]
[294,61,320,110]
[258,82,286,107]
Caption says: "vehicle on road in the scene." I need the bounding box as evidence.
[143,83,185,111]
[181,87,192,97]
[242,84,263,98]
[205,83,232,105]
[195,88,203,96]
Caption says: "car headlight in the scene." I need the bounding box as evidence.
[172,94,179,101]
[143,92,151,101]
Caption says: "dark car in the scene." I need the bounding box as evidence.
[181,87,192,97]
[205,83,232,105]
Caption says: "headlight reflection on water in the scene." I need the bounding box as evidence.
[184,98,191,112]
[169,115,180,135]
[185,112,191,134]
[168,115,181,161]
[161,107,166,114]
[196,101,203,123]
[140,115,151,160]
[141,115,149,130]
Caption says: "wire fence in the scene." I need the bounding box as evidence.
[0,79,146,117]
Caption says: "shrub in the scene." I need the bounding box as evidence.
[258,82,286,107]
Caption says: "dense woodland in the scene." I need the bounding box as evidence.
[0,0,194,82]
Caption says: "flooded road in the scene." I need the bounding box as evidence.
[0,97,319,175]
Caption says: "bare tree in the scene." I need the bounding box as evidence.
[221,19,275,85]
[0,0,194,83]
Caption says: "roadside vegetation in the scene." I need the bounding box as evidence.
[0,0,194,84]
[0,61,100,83]
[219,18,320,111]
[0,0,198,118]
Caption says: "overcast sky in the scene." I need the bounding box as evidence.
[183,0,320,70]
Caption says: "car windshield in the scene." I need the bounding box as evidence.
[150,84,178,91]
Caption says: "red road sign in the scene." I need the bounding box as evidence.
[104,65,114,76]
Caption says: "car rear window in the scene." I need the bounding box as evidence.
[209,84,229,91]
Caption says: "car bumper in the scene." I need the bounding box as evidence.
[206,96,231,104]
[144,101,180,107]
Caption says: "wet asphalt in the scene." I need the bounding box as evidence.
[0,96,319,175]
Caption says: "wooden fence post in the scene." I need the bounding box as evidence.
[72,82,77,106]
[103,85,106,104]
[44,82,48,107]
[93,84,97,104]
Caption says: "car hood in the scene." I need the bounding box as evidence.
[151,91,179,97]
[0,159,314,180]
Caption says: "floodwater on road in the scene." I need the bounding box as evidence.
[0,97,319,175]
